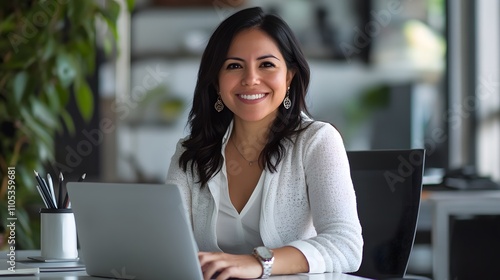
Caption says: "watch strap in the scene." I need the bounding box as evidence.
[253,247,274,279]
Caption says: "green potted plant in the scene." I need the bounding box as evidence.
[0,0,134,249]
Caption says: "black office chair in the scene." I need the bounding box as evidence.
[347,149,426,280]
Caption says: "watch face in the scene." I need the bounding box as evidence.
[256,247,273,259]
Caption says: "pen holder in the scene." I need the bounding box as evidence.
[40,208,78,260]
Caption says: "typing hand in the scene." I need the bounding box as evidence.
[198,251,262,280]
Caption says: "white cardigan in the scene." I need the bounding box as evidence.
[165,119,363,273]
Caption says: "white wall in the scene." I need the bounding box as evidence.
[476,0,500,182]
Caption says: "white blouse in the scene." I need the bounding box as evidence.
[216,160,265,254]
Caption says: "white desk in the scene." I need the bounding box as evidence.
[1,250,372,280]
[429,190,500,280]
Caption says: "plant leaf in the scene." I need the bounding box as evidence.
[20,107,55,161]
[102,36,113,56]
[31,96,59,130]
[75,81,94,122]
[60,108,76,135]
[35,136,52,162]
[13,71,28,104]
[41,37,56,61]
[17,165,37,194]
[98,0,120,40]
[56,52,77,88]
[126,0,136,11]
[44,83,60,111]
[101,0,121,26]
[55,82,70,106]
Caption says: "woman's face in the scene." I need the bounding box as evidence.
[218,28,294,123]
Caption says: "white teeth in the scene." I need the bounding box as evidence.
[239,94,265,100]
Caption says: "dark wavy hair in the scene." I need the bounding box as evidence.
[179,7,311,186]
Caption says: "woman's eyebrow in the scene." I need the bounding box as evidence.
[224,54,280,61]
[257,54,280,61]
[225,57,244,62]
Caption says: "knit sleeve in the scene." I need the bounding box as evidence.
[165,138,193,226]
[288,123,363,273]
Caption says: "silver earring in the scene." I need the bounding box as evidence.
[283,87,291,109]
[215,94,224,112]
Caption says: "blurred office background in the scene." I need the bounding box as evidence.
[98,0,452,183]
[54,0,500,189]
[50,0,499,278]
[85,0,499,187]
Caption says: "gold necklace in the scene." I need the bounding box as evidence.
[231,138,256,166]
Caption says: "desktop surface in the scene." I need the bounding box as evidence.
[2,250,373,280]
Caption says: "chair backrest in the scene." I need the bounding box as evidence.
[347,149,425,279]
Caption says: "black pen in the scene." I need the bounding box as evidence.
[78,173,86,182]
[58,172,64,209]
[41,178,53,206]
[35,185,50,208]
[36,170,51,194]
[34,170,56,209]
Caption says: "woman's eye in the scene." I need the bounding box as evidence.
[226,63,242,69]
[261,62,275,68]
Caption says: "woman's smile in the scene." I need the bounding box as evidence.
[237,93,269,103]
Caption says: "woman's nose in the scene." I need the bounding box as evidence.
[241,67,260,86]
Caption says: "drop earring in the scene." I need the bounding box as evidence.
[283,87,291,109]
[214,94,224,112]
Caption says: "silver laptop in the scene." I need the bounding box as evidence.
[66,182,203,280]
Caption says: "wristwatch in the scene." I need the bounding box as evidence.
[253,246,274,278]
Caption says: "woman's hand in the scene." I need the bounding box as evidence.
[198,251,262,280]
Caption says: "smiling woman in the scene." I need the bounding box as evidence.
[166,7,363,280]
[218,28,293,123]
